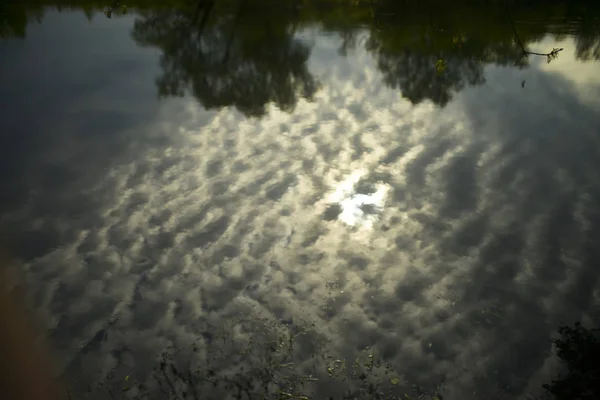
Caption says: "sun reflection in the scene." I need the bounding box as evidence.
[326,169,389,228]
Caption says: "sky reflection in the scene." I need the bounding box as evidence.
[1,7,600,400]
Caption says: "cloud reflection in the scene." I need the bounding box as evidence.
[2,12,600,399]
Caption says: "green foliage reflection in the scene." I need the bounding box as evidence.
[2,0,600,111]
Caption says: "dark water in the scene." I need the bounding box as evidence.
[1,1,600,399]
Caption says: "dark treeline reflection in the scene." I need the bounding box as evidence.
[3,0,600,113]
[131,1,320,116]
[365,0,600,104]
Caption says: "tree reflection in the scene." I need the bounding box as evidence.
[2,0,600,110]
[543,322,600,399]
[576,35,600,60]
[573,20,600,60]
[363,0,545,106]
[131,1,319,117]
[368,46,486,107]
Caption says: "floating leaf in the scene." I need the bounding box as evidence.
[390,377,400,385]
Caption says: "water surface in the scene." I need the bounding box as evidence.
[1,1,600,399]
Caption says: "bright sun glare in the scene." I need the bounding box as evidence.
[326,169,390,228]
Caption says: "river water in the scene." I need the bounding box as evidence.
[1,2,600,399]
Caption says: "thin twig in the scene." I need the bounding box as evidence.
[527,50,562,57]
[506,4,527,56]
[505,1,564,65]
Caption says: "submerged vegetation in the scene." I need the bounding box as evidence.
[543,322,600,400]
[71,317,600,399]
[77,315,448,399]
